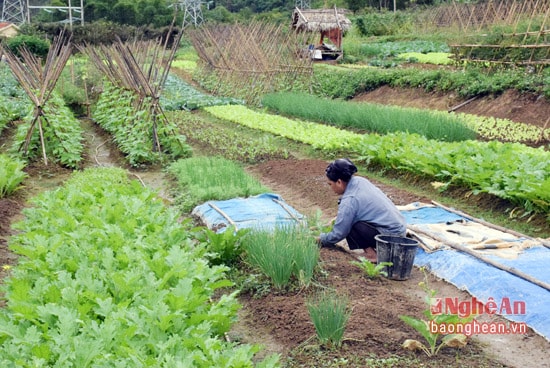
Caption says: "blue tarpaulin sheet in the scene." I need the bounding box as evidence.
[192,193,305,233]
[402,204,550,341]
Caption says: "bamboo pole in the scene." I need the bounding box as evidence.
[208,203,238,231]
[408,225,550,292]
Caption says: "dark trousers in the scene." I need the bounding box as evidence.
[346,221,380,250]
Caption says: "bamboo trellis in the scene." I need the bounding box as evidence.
[420,0,549,66]
[188,21,314,104]
[424,0,549,32]
[79,28,183,152]
[0,31,73,165]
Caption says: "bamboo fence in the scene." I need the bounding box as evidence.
[188,21,314,104]
[421,0,549,66]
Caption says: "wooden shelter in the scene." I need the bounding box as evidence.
[291,7,351,61]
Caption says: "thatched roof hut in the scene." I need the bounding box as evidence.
[291,8,352,33]
[291,7,351,59]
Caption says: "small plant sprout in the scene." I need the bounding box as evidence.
[399,268,471,357]
[307,209,333,234]
[351,258,393,279]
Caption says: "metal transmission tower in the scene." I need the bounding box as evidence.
[176,0,203,28]
[295,0,310,9]
[1,0,26,24]
[26,0,84,28]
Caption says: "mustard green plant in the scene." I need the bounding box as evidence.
[399,268,471,357]
[0,154,27,198]
[351,258,393,279]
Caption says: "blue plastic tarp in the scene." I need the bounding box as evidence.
[192,193,305,233]
[402,204,550,341]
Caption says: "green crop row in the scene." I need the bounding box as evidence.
[93,82,192,166]
[1,64,84,168]
[458,113,549,144]
[204,105,550,217]
[396,52,454,65]
[261,92,548,145]
[0,167,279,367]
[261,92,476,142]
[10,93,84,168]
[343,39,450,65]
[0,65,31,132]
[309,64,549,100]
[205,105,362,152]
[167,111,290,163]
[161,74,244,111]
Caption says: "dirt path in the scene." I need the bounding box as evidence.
[353,87,550,130]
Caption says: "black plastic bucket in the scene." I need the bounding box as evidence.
[375,234,418,281]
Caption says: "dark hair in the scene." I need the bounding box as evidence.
[325,158,357,182]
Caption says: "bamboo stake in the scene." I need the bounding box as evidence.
[272,198,302,223]
[2,31,72,164]
[536,117,550,145]
[448,96,478,113]
[528,6,549,63]
[208,203,238,231]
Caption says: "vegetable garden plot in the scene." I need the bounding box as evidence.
[0,167,278,366]
[401,203,550,342]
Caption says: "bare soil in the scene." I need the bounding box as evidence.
[1,87,549,367]
[353,86,550,131]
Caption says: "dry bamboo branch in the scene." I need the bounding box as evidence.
[2,30,73,164]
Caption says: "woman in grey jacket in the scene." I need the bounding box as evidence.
[317,158,407,262]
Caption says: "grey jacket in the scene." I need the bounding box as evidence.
[319,176,406,246]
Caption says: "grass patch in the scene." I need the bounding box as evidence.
[306,290,351,348]
[167,156,268,211]
[242,225,319,289]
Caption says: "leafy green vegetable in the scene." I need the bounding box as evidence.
[0,154,27,198]
[1,167,279,366]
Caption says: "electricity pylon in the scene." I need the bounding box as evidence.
[295,0,311,9]
[175,0,203,28]
[1,0,26,25]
